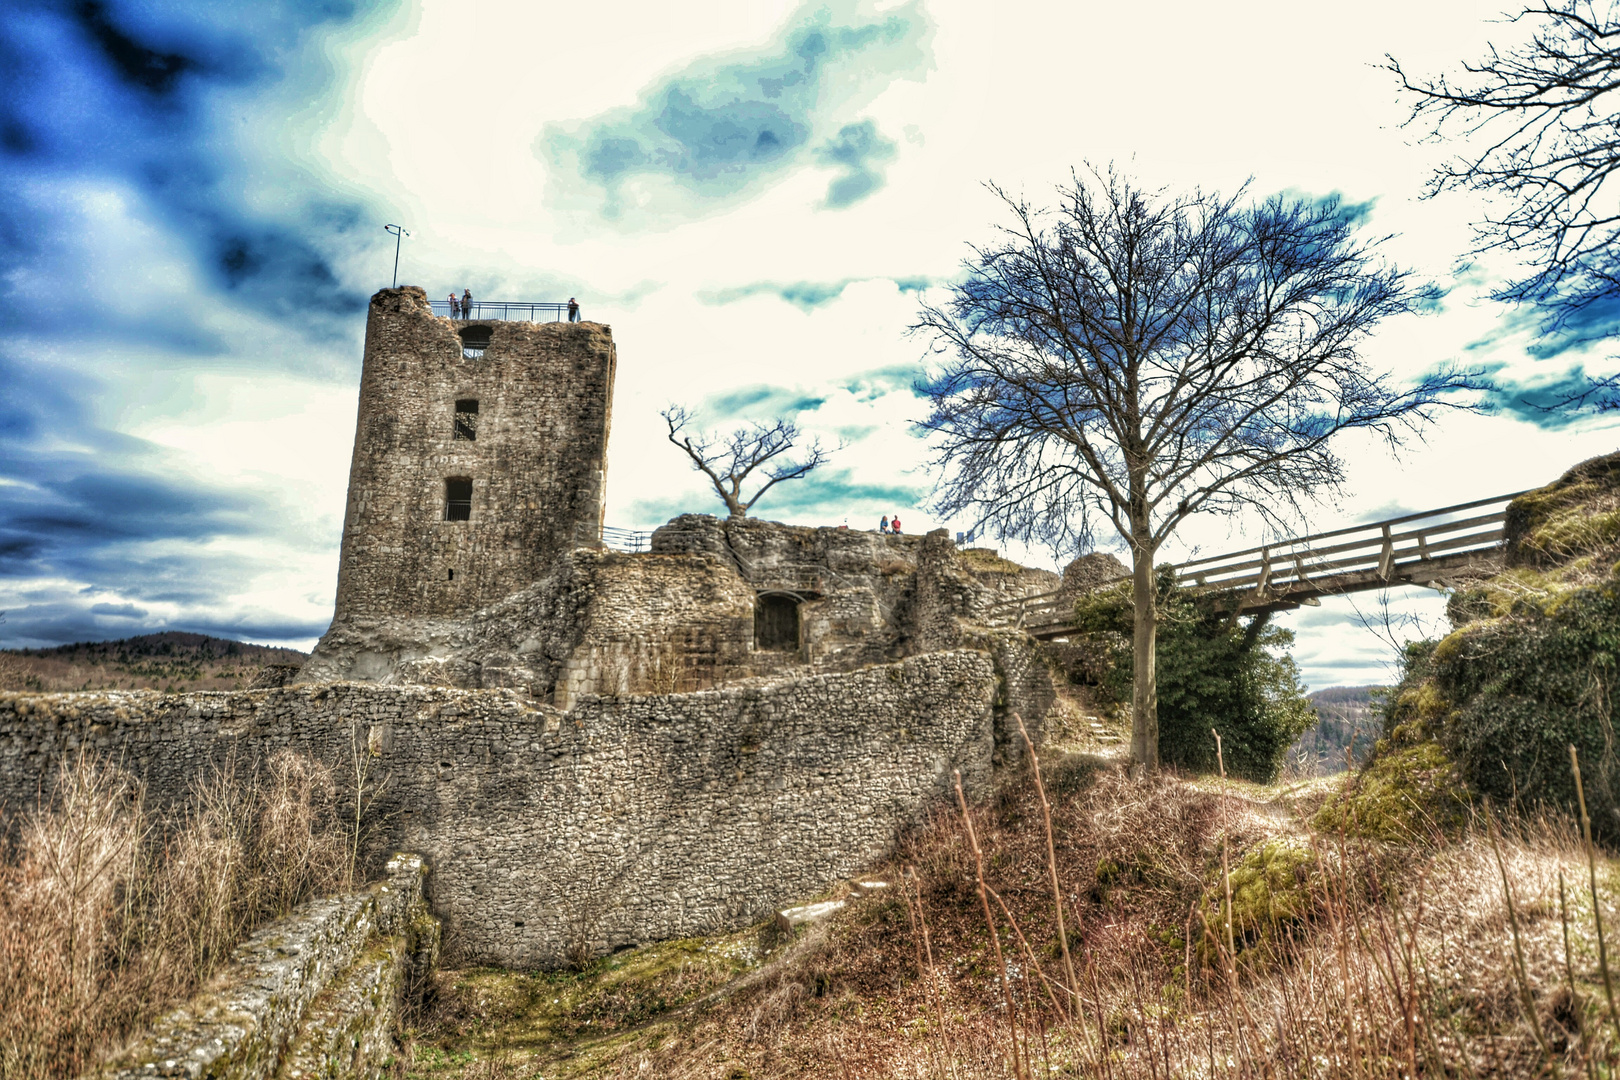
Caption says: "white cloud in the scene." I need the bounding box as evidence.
[9,0,1620,683]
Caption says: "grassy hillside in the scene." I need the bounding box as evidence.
[0,632,308,693]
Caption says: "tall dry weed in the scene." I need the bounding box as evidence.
[0,748,350,1078]
[639,743,1620,1079]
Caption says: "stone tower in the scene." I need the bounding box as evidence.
[330,286,616,619]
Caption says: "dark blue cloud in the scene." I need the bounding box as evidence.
[540,0,930,225]
[88,602,147,617]
[702,279,859,308]
[0,1,384,344]
[1462,289,1620,362]
[815,119,897,207]
[0,353,288,599]
[0,1,391,649]
[1472,361,1620,428]
[3,598,328,650]
[1296,191,1377,230]
[840,362,922,400]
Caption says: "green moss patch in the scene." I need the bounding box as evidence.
[402,928,765,1077]
[1199,840,1319,967]
[958,547,1030,575]
[1312,742,1471,843]
[1505,451,1620,568]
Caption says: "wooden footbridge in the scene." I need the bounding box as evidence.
[993,490,1529,640]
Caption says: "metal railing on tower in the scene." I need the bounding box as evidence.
[430,300,572,322]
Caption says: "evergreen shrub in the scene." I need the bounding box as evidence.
[1429,577,1620,842]
[1072,570,1316,782]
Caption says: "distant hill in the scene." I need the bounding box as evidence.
[1288,685,1386,774]
[0,632,308,693]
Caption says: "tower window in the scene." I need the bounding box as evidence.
[445,478,472,521]
[454,399,478,440]
[754,594,800,651]
[458,325,491,359]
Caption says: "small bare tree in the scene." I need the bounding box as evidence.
[914,166,1481,771]
[662,406,834,519]
[1389,2,1620,403]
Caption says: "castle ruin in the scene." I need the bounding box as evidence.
[2,286,1074,968]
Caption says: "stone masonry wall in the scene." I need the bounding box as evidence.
[3,652,996,968]
[329,287,615,620]
[89,853,437,1080]
[298,548,759,706]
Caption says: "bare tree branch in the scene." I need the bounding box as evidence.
[662,407,835,519]
[1389,1,1620,366]
[912,164,1486,770]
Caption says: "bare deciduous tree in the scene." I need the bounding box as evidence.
[1389,2,1620,403]
[662,406,834,519]
[914,167,1481,771]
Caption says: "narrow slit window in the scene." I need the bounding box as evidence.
[445,478,472,521]
[454,399,479,440]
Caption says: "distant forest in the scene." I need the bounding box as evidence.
[1289,685,1385,774]
[0,632,308,693]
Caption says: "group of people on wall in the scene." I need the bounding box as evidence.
[879,514,904,535]
[446,290,583,322]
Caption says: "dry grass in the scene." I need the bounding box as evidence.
[0,749,350,1078]
[462,746,1620,1079]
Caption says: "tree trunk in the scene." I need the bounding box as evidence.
[1129,540,1159,771]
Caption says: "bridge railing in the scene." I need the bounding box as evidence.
[985,489,1531,630]
[1175,490,1527,596]
[429,300,572,321]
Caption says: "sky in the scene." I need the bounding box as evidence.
[2,0,1619,688]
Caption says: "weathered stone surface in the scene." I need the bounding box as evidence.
[88,854,434,1080]
[4,652,997,968]
[1061,552,1129,594]
[326,287,615,622]
[301,512,1061,743]
[249,664,301,690]
[299,547,758,704]
[275,938,405,1080]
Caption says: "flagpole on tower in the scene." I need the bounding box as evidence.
[384,224,410,288]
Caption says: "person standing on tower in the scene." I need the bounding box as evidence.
[568,297,580,322]
[462,288,473,319]
[448,291,460,318]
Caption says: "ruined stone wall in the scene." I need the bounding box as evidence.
[330,287,615,620]
[90,854,436,1080]
[546,551,757,707]
[300,548,758,706]
[651,514,921,613]
[2,652,995,968]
